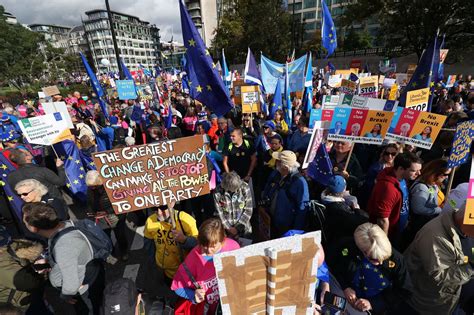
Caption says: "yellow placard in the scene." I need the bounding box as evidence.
[335,69,352,75]
[406,88,430,111]
[359,76,378,85]
[378,75,385,85]
[52,128,74,144]
[241,85,261,113]
[388,84,398,101]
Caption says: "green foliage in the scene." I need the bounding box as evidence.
[0,5,81,94]
[341,0,473,60]
[211,0,293,64]
[343,28,373,51]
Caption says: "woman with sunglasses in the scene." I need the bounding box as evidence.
[408,159,451,236]
[360,144,400,209]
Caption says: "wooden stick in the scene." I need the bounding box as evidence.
[446,167,456,195]
[343,144,355,172]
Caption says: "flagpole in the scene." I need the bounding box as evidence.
[446,167,456,195]
[343,144,354,172]
[105,0,123,79]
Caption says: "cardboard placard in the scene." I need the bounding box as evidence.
[241,85,261,113]
[340,79,357,94]
[116,80,138,100]
[464,159,474,225]
[386,108,447,149]
[328,75,343,87]
[42,85,61,97]
[388,84,398,101]
[19,112,72,145]
[42,102,74,129]
[232,79,245,105]
[93,135,210,214]
[406,88,430,111]
[447,120,474,168]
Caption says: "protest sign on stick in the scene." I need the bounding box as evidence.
[386,108,446,149]
[464,158,474,225]
[446,120,474,193]
[42,85,61,97]
[116,80,138,100]
[42,102,74,129]
[93,135,210,214]
[406,88,430,111]
[241,85,260,113]
[19,112,72,146]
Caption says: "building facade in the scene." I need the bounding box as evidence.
[287,0,379,46]
[28,24,72,50]
[185,0,223,48]
[83,9,160,73]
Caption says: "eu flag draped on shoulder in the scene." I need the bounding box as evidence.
[52,140,95,202]
[178,0,233,117]
[398,34,440,111]
[321,0,337,57]
[80,52,109,119]
[0,154,23,219]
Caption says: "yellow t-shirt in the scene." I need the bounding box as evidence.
[144,211,198,279]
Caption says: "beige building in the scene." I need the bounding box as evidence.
[185,0,223,48]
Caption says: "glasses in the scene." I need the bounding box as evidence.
[19,190,34,197]
[440,173,450,177]
[383,151,397,156]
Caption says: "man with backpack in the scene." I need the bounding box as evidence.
[22,202,112,315]
[262,150,309,237]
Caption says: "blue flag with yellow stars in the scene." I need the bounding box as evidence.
[53,140,96,202]
[307,143,333,186]
[121,59,134,81]
[178,0,233,117]
[269,78,283,119]
[398,35,440,111]
[321,0,337,57]
[0,154,23,219]
[80,52,109,119]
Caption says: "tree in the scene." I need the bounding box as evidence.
[211,0,293,64]
[341,0,473,60]
[343,28,373,51]
[0,5,79,94]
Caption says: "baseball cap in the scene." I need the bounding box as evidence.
[327,175,346,194]
[272,150,298,167]
[210,114,218,120]
[264,120,276,130]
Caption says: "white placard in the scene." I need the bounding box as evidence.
[19,112,69,146]
[42,102,74,129]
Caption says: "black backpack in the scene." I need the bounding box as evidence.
[103,278,138,314]
[50,219,113,262]
[113,127,127,145]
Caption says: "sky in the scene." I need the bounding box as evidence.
[1,0,182,42]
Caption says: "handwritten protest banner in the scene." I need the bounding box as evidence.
[406,88,430,111]
[447,120,474,168]
[93,135,210,214]
[116,80,138,100]
[241,85,261,113]
[386,108,446,149]
[328,75,343,87]
[358,76,378,98]
[42,85,61,97]
[19,112,72,146]
[340,79,357,94]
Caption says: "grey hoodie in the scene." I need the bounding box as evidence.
[48,221,93,297]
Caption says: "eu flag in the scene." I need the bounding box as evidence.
[53,140,94,202]
[244,47,263,86]
[165,104,173,129]
[222,49,231,90]
[304,52,313,113]
[321,0,337,57]
[80,52,109,119]
[269,78,283,119]
[121,59,134,80]
[284,63,292,126]
[179,0,233,117]
[307,143,333,186]
[0,154,23,219]
[398,35,440,111]
[139,63,152,77]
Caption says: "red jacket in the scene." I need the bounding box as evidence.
[367,167,402,237]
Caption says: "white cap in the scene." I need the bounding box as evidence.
[442,183,468,213]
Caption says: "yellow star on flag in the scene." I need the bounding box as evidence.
[329,33,332,38]
[68,156,73,161]
[8,196,13,201]
[412,82,417,87]
[80,167,84,171]
[196,85,203,93]
[205,49,210,56]
[212,62,216,69]
[379,274,384,278]
[79,174,84,179]
[66,183,71,188]
[0,164,8,170]
[73,179,79,185]
[60,155,66,160]
[188,39,196,47]
[188,81,193,86]
[419,74,425,79]
[207,85,212,91]
[330,39,334,43]
[0,180,4,186]
[89,162,95,166]
[75,159,81,164]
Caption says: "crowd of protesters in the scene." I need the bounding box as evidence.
[0,68,473,315]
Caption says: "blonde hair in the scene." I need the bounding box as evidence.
[15,179,48,197]
[354,223,392,262]
[198,218,225,247]
[85,170,102,186]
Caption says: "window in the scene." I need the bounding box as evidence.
[303,11,316,20]
[288,2,302,11]
[303,0,317,9]
[304,21,316,30]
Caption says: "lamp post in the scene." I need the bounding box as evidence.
[105,0,123,79]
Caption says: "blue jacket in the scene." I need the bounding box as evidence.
[287,130,311,153]
[263,170,309,234]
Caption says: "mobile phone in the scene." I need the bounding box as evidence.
[32,263,51,271]
[323,292,347,311]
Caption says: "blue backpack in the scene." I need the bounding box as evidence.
[51,219,113,261]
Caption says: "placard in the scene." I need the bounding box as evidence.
[340,79,357,94]
[241,85,261,113]
[322,95,340,110]
[232,79,245,105]
[388,84,398,100]
[445,75,456,88]
[19,112,71,145]
[328,75,343,87]
[93,135,210,214]
[447,120,474,168]
[359,80,378,98]
[464,159,474,225]
[42,102,74,129]
[386,108,446,149]
[406,88,430,111]
[309,109,333,129]
[395,73,409,87]
[116,80,137,100]
[42,85,61,97]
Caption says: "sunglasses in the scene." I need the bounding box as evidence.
[383,151,397,156]
[19,190,33,197]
